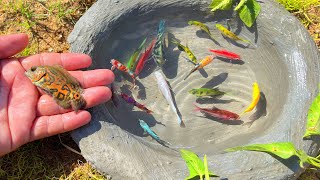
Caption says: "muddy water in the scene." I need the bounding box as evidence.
[92,10,287,155]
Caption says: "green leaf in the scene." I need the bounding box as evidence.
[225,142,299,159]
[209,0,233,12]
[204,155,210,180]
[180,149,218,180]
[234,0,247,11]
[237,0,261,27]
[303,90,320,139]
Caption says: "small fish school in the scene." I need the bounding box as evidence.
[109,19,261,145]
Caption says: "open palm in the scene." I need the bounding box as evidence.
[0,34,114,156]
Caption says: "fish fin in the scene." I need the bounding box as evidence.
[180,120,186,128]
[184,66,198,80]
[54,99,72,110]
[193,103,201,112]
[71,96,87,112]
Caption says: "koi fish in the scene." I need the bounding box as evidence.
[154,70,185,127]
[135,38,156,75]
[120,93,153,114]
[241,82,260,116]
[188,87,226,97]
[110,59,136,86]
[139,119,170,146]
[184,55,214,80]
[209,49,241,60]
[127,38,147,71]
[171,39,198,65]
[188,20,215,40]
[152,20,166,67]
[25,65,86,112]
[194,103,240,120]
[215,23,251,44]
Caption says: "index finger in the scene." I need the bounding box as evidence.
[19,53,92,71]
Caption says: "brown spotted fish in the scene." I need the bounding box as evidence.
[25,65,86,112]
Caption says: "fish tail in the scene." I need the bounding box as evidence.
[146,109,153,114]
[184,67,198,80]
[193,103,201,112]
[71,96,87,112]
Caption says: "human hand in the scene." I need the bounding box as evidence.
[0,34,114,156]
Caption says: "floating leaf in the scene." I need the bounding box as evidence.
[303,90,320,139]
[180,149,218,180]
[237,0,261,27]
[209,0,233,12]
[234,0,247,11]
[204,155,210,180]
[225,142,299,159]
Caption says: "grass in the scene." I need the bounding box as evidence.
[0,0,319,179]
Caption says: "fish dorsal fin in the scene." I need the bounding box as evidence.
[51,65,81,87]
[211,105,218,110]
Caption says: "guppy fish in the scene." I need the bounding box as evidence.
[188,87,226,97]
[135,38,156,75]
[171,39,198,65]
[184,55,215,80]
[209,49,241,60]
[215,23,250,44]
[154,70,185,127]
[194,103,240,121]
[120,93,153,114]
[127,38,147,71]
[110,59,136,86]
[188,20,215,40]
[139,119,170,146]
[152,20,166,67]
[25,65,86,112]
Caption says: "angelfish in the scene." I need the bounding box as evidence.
[139,119,170,146]
[154,70,185,127]
[215,23,251,44]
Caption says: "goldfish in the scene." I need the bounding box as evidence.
[120,93,153,114]
[188,87,226,97]
[110,59,136,86]
[139,119,170,146]
[215,23,251,44]
[154,70,185,127]
[152,20,166,67]
[188,20,215,40]
[135,38,156,75]
[194,103,240,120]
[184,55,215,80]
[209,49,241,60]
[241,82,260,116]
[171,39,198,65]
[25,65,86,112]
[127,38,147,71]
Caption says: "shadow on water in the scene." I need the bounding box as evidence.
[249,92,267,121]
[195,30,221,46]
[200,72,229,88]
[217,56,245,65]
[196,97,238,104]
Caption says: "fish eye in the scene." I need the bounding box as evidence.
[31,66,37,71]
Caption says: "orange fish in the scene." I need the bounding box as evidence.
[184,55,215,80]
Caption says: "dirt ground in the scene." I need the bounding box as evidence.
[0,0,319,179]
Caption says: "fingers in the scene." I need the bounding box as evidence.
[19,53,92,71]
[69,69,114,88]
[30,111,91,141]
[0,33,28,59]
[37,86,111,116]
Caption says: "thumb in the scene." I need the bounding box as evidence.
[0,33,29,59]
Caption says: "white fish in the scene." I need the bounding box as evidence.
[154,70,185,127]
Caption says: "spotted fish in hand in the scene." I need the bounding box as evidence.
[25,65,86,112]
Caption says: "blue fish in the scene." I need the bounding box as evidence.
[139,119,170,146]
[152,20,166,67]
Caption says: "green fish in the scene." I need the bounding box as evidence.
[188,20,215,40]
[215,23,251,44]
[188,87,226,97]
[127,38,147,71]
[171,39,198,65]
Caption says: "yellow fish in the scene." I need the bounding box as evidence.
[171,39,198,64]
[241,82,260,116]
[184,55,214,80]
[188,20,215,40]
[216,23,251,44]
[25,65,86,112]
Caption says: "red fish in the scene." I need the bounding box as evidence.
[120,93,153,114]
[135,38,156,75]
[110,59,136,86]
[194,103,239,120]
[209,49,241,60]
